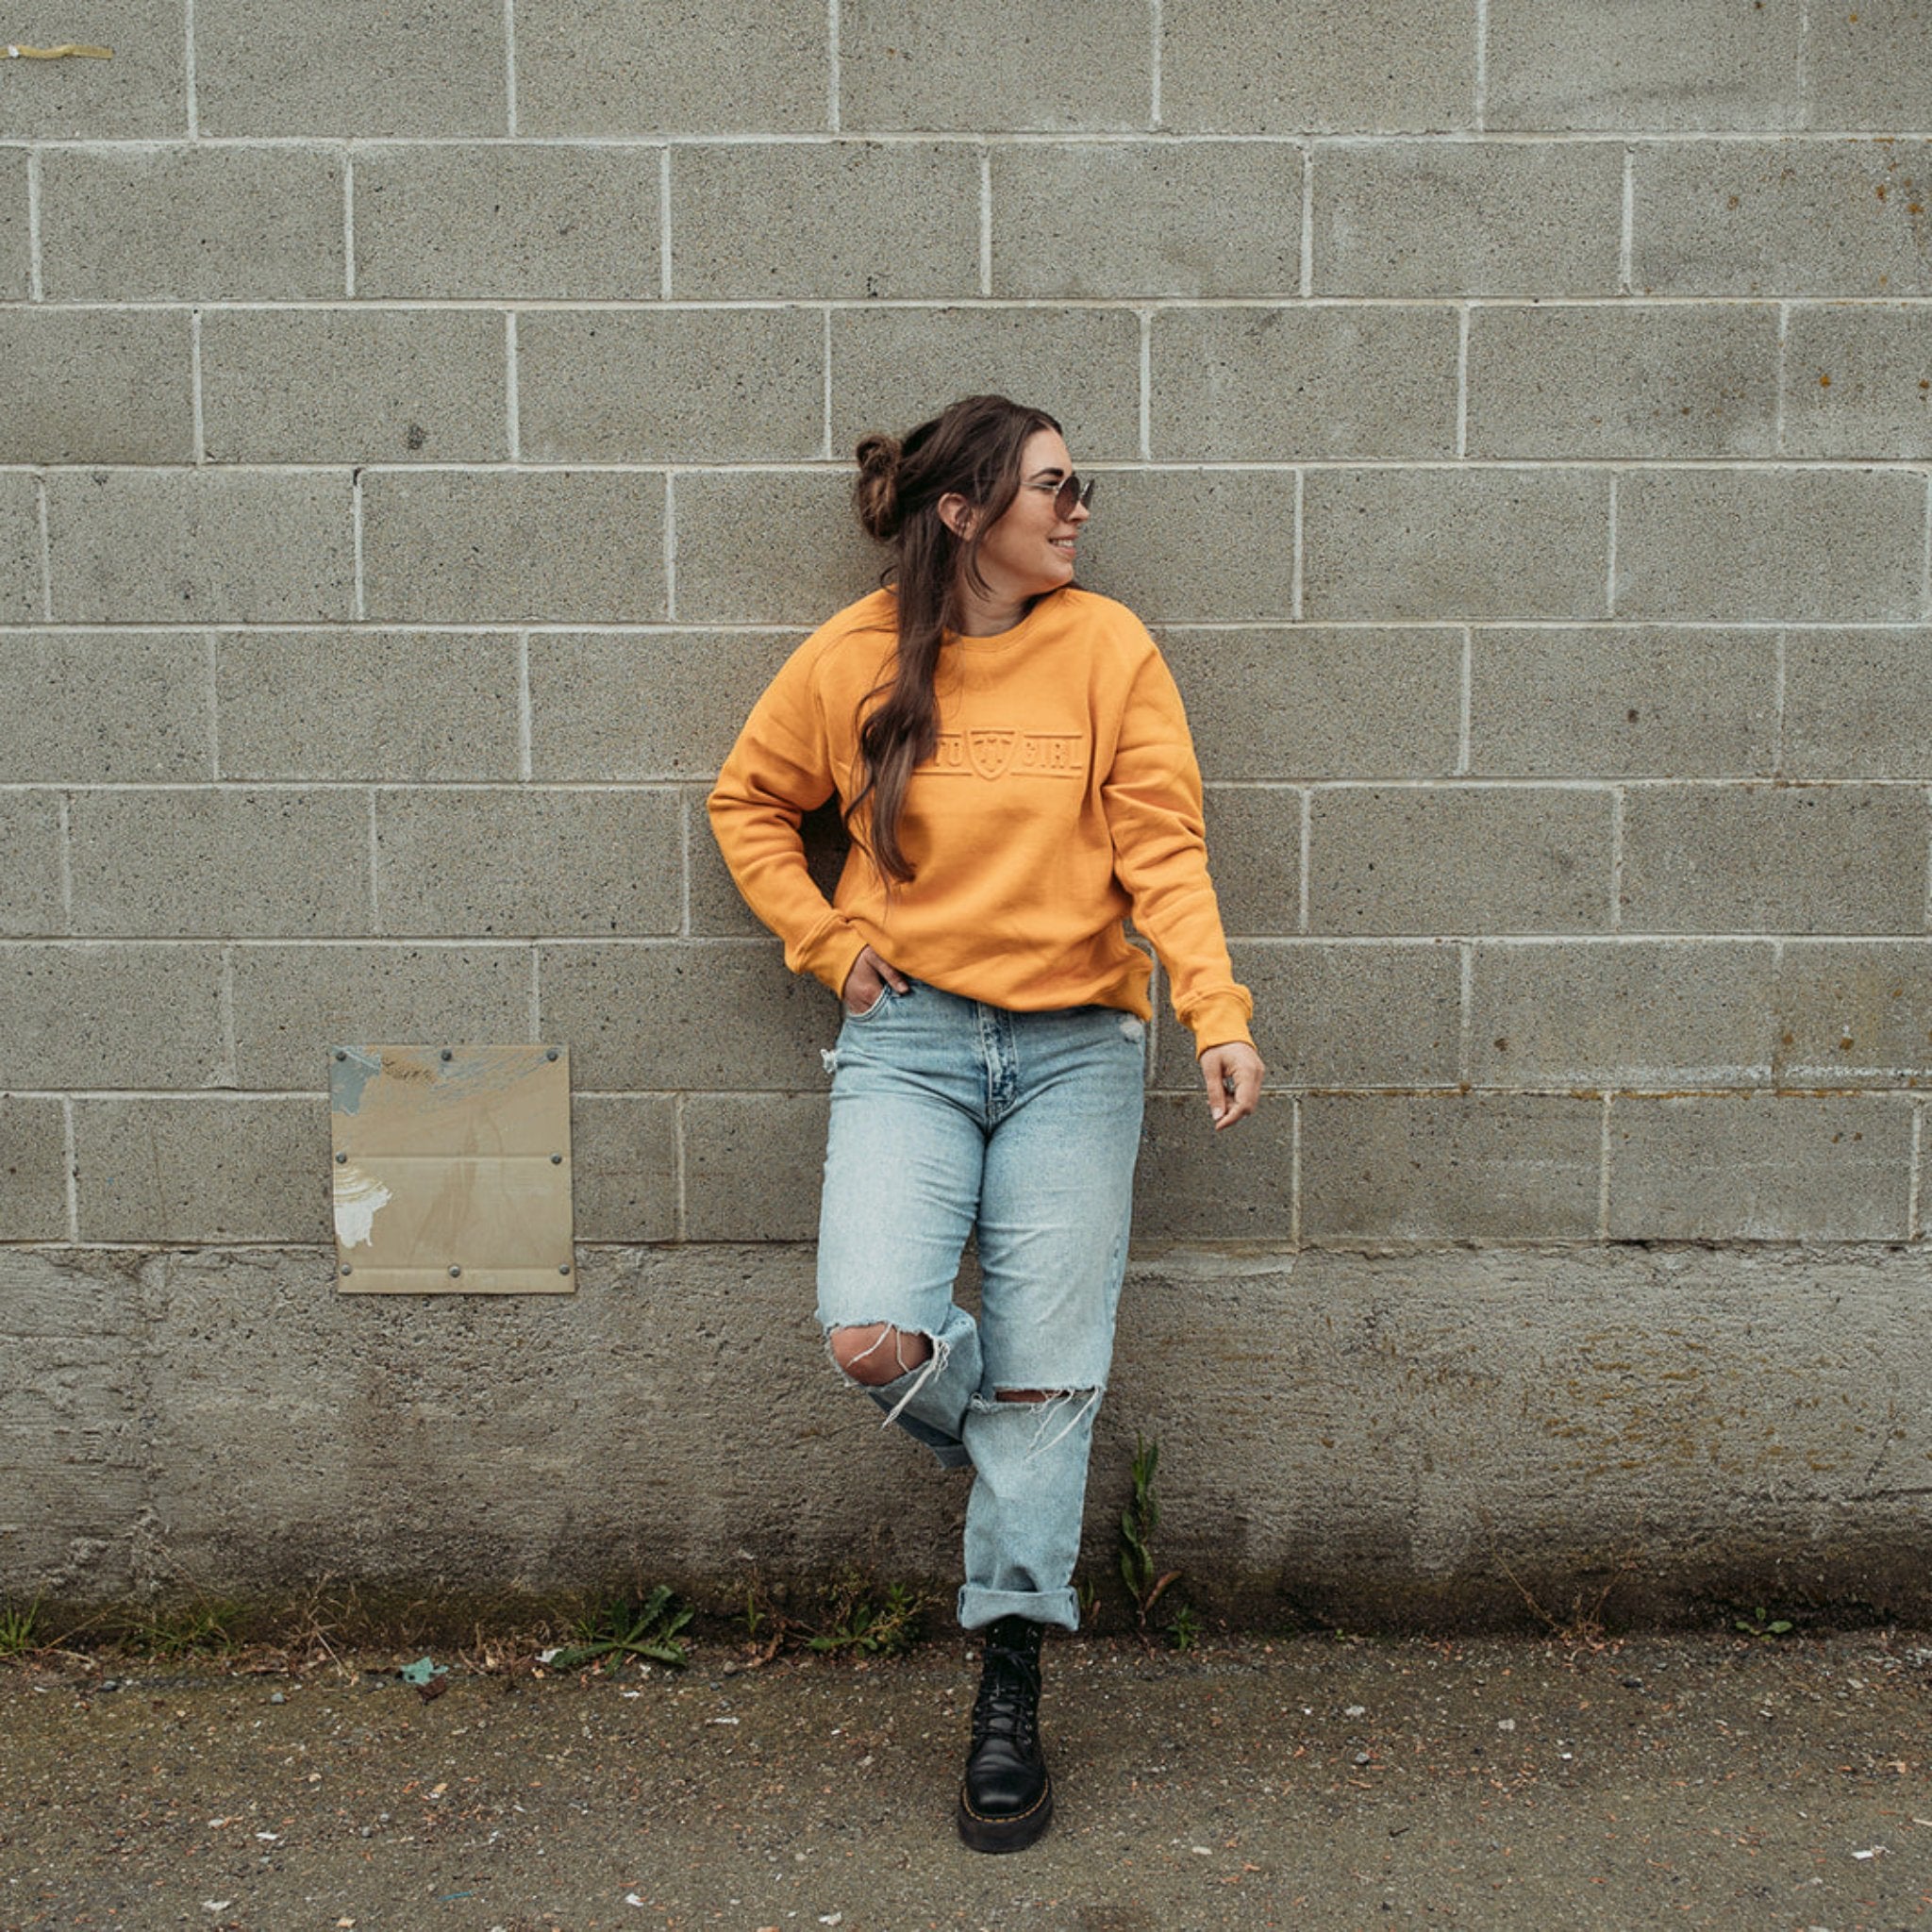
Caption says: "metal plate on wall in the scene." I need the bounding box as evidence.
[330,1044,574,1294]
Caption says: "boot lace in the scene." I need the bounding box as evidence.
[971,1629,1041,1753]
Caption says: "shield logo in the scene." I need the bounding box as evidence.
[966,728,1018,780]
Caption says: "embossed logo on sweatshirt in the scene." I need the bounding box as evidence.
[924,731,1087,780]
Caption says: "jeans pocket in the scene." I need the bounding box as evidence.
[841,983,903,1023]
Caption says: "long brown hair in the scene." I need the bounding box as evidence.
[847,394,1061,885]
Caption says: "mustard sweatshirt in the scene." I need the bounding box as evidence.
[707,585,1255,1054]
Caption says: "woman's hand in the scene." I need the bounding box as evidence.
[1199,1041,1264,1130]
[841,944,910,1016]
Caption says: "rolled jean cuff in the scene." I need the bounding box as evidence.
[958,1585,1080,1634]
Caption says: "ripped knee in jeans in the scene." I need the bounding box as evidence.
[826,1322,937,1389]
[978,1384,1103,1456]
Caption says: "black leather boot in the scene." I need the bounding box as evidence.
[957,1615,1053,1853]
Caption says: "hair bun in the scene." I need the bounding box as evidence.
[853,431,903,541]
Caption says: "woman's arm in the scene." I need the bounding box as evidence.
[707,646,869,1000]
[1101,644,1264,1126]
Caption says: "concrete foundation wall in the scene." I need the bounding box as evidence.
[4,3,1931,1615]
[13,1240,1932,1625]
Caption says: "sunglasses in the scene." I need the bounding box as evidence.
[1044,474,1096,520]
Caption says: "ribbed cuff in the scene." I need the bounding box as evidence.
[1185,991,1256,1056]
[795,915,868,1001]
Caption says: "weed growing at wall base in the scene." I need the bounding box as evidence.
[1119,1435,1195,1650]
[125,1595,247,1659]
[806,1576,928,1657]
[0,1598,43,1658]
[552,1585,693,1671]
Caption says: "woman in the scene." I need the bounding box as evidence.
[708,395,1264,1853]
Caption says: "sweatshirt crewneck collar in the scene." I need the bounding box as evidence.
[945,586,1069,653]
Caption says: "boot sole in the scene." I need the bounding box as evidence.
[956,1774,1054,1854]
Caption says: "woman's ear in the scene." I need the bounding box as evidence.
[936,491,977,540]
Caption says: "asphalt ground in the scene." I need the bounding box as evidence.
[3,1629,1930,1932]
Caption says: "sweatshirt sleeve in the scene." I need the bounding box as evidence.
[707,638,869,1000]
[1101,642,1255,1055]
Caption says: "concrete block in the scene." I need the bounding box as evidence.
[1158,628,1462,782]
[528,631,797,781]
[537,941,833,1091]
[518,308,823,462]
[0,0,186,136]
[1132,1093,1294,1239]
[1159,0,1475,133]
[1805,1,1932,129]
[1775,941,1932,1089]
[353,143,660,299]
[216,631,520,781]
[841,0,1150,131]
[47,470,355,624]
[687,797,848,939]
[1470,939,1777,1091]
[1619,784,1930,934]
[1151,940,1463,1091]
[829,307,1143,462]
[0,944,225,1090]
[1486,0,1801,131]
[0,631,209,782]
[0,793,63,938]
[229,942,536,1090]
[516,0,826,134]
[0,149,26,298]
[1200,786,1302,935]
[1467,627,1776,778]
[73,1098,329,1241]
[0,1249,141,1599]
[1632,140,1932,296]
[1301,1093,1603,1240]
[1308,786,1614,934]
[195,0,505,136]
[672,471,879,625]
[1784,627,1932,778]
[672,142,979,299]
[1781,304,1932,459]
[1612,470,1927,623]
[1466,304,1781,459]
[1057,471,1298,625]
[991,142,1302,297]
[1608,1093,1911,1239]
[200,310,507,464]
[1310,142,1624,296]
[1151,306,1458,461]
[570,1093,677,1241]
[684,1092,828,1241]
[68,789,374,939]
[0,310,193,463]
[39,144,345,299]
[375,788,682,938]
[1302,468,1610,622]
[0,1101,69,1241]
[1,470,42,622]
[359,470,665,624]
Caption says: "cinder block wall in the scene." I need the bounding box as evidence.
[5,3,1932,1620]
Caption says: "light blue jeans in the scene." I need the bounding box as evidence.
[816,979,1147,1634]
